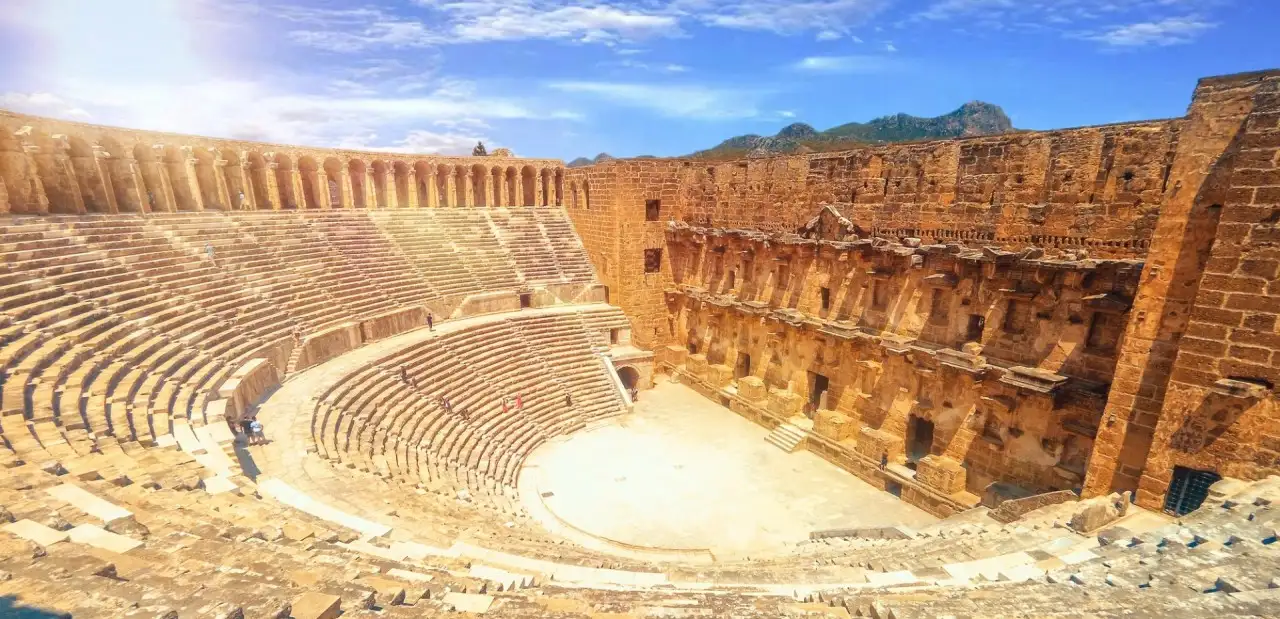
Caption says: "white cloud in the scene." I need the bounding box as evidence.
[608,59,691,73]
[1083,16,1216,47]
[373,129,491,155]
[884,42,897,52]
[547,81,765,120]
[778,110,797,118]
[910,0,1221,48]
[0,92,92,119]
[691,0,890,34]
[816,30,843,41]
[791,55,901,73]
[851,35,864,43]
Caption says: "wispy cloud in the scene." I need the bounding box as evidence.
[790,55,902,73]
[1081,16,1216,47]
[910,0,1222,48]
[0,92,91,119]
[546,81,766,120]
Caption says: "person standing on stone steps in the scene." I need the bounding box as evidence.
[427,312,434,331]
[205,242,216,266]
[564,393,572,408]
[400,365,410,385]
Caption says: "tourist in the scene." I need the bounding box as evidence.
[880,453,888,471]
[249,417,265,445]
[515,393,523,410]
[205,243,216,265]
[239,416,254,444]
[564,393,572,407]
[400,365,410,384]
[502,399,509,415]
[459,407,469,420]
[427,312,434,331]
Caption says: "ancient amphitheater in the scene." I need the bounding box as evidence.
[0,69,1277,618]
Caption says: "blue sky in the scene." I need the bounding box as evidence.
[0,0,1275,160]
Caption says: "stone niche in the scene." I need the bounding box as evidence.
[737,376,767,402]
[857,426,904,464]
[815,409,856,441]
[914,455,967,495]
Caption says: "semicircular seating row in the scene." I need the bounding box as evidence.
[313,306,632,511]
[0,208,598,468]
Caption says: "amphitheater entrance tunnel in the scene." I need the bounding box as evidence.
[618,366,640,399]
[907,415,935,465]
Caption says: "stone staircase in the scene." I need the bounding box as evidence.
[764,421,807,452]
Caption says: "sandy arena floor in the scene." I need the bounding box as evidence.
[522,381,937,558]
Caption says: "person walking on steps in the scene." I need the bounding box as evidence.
[565,393,572,407]
[516,393,523,410]
[880,453,888,471]
[205,243,216,266]
[400,365,410,385]
[249,417,265,445]
[427,312,434,331]
[240,416,253,445]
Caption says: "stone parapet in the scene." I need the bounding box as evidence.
[737,376,767,402]
[914,455,967,495]
[814,409,856,442]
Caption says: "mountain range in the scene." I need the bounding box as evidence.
[566,101,1014,165]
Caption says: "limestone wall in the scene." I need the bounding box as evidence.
[569,68,1280,508]
[0,110,564,215]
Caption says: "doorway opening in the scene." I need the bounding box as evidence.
[807,372,830,415]
[906,415,935,465]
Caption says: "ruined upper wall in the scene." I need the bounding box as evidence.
[0,110,563,169]
[576,119,1184,260]
[0,110,566,214]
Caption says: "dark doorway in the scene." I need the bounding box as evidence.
[1164,466,1221,516]
[519,293,532,308]
[966,314,985,342]
[906,415,935,463]
[610,329,621,345]
[618,366,640,390]
[735,352,752,379]
[808,372,829,414]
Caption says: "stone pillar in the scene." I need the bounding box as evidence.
[312,169,328,209]
[212,155,234,211]
[46,139,86,214]
[484,173,495,208]
[290,169,306,210]
[463,173,474,207]
[361,164,376,208]
[341,166,356,209]
[182,150,205,211]
[0,176,7,214]
[405,170,419,208]
[2,130,49,214]
[151,145,177,212]
[445,173,457,208]
[496,172,507,206]
[426,169,439,207]
[91,146,120,213]
[385,172,399,208]
[263,161,282,210]
[119,156,148,212]
[535,173,546,207]
[238,155,258,211]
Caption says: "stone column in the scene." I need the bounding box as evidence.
[0,176,7,214]
[45,139,86,214]
[386,172,400,208]
[495,172,507,206]
[361,164,376,208]
[483,173,495,208]
[290,169,306,209]
[91,146,120,213]
[425,169,438,207]
[263,160,282,210]
[238,154,258,211]
[119,156,148,212]
[312,169,329,209]
[535,173,546,207]
[341,165,356,209]
[151,145,177,212]
[445,172,457,208]
[182,148,205,211]
[405,169,419,208]
[212,155,234,211]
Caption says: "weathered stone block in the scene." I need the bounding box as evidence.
[915,455,967,495]
[291,592,341,619]
[857,427,904,464]
[737,376,767,402]
[814,409,855,441]
[686,353,709,377]
[767,389,804,417]
[706,364,734,389]
[295,323,364,372]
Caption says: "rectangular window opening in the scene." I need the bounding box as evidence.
[645,199,661,221]
[644,248,663,273]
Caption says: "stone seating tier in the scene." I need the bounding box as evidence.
[313,307,631,506]
[0,208,599,469]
